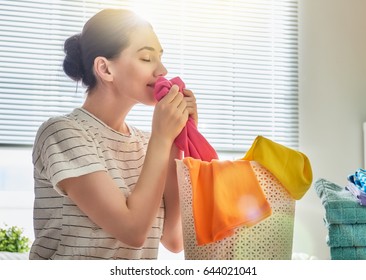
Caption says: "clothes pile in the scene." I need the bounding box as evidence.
[315,178,366,259]
[155,76,313,259]
[181,135,313,246]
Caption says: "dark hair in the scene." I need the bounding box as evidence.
[63,9,151,92]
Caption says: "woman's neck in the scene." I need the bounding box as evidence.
[82,89,135,134]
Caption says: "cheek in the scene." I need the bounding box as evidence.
[114,61,155,101]
[126,65,147,86]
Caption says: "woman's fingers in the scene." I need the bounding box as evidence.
[152,85,189,142]
[183,88,198,125]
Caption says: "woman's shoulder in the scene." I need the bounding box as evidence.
[40,114,75,128]
[36,114,78,135]
[33,111,85,147]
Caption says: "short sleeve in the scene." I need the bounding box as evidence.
[33,117,107,195]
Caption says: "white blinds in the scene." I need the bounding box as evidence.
[0,0,298,152]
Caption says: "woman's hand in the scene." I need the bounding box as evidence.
[152,85,189,144]
[183,88,198,126]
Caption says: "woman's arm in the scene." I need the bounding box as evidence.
[58,86,189,248]
[160,88,198,253]
[58,136,170,247]
[160,144,184,253]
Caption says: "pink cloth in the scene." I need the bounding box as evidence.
[154,76,218,161]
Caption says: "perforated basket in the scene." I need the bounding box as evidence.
[176,160,295,260]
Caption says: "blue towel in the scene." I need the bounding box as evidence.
[314,178,366,224]
[348,168,366,192]
[330,246,366,260]
[327,224,366,247]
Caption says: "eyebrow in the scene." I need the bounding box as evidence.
[137,46,163,54]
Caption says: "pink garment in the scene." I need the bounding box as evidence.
[154,77,218,161]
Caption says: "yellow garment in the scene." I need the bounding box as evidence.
[242,136,313,200]
[183,157,272,246]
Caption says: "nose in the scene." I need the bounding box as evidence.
[155,61,168,77]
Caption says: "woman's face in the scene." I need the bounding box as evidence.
[109,27,168,106]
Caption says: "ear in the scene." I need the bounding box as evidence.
[93,56,113,82]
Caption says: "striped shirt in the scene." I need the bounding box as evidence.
[29,108,165,260]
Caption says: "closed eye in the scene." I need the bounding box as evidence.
[141,58,151,62]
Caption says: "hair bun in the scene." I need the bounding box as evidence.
[63,34,84,81]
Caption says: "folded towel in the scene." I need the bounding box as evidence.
[242,136,312,200]
[183,157,272,245]
[154,77,218,161]
[330,246,366,260]
[327,223,366,247]
[314,178,366,224]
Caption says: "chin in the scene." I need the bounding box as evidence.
[143,87,158,106]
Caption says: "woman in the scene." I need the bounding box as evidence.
[29,8,197,260]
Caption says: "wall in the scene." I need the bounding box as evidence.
[296,0,366,259]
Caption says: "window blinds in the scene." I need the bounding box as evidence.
[0,0,298,152]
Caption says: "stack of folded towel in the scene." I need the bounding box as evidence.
[315,178,366,259]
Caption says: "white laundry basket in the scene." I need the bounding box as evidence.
[176,160,295,260]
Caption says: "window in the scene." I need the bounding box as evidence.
[0,0,298,152]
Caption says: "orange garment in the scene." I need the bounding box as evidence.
[242,136,313,200]
[183,157,272,245]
